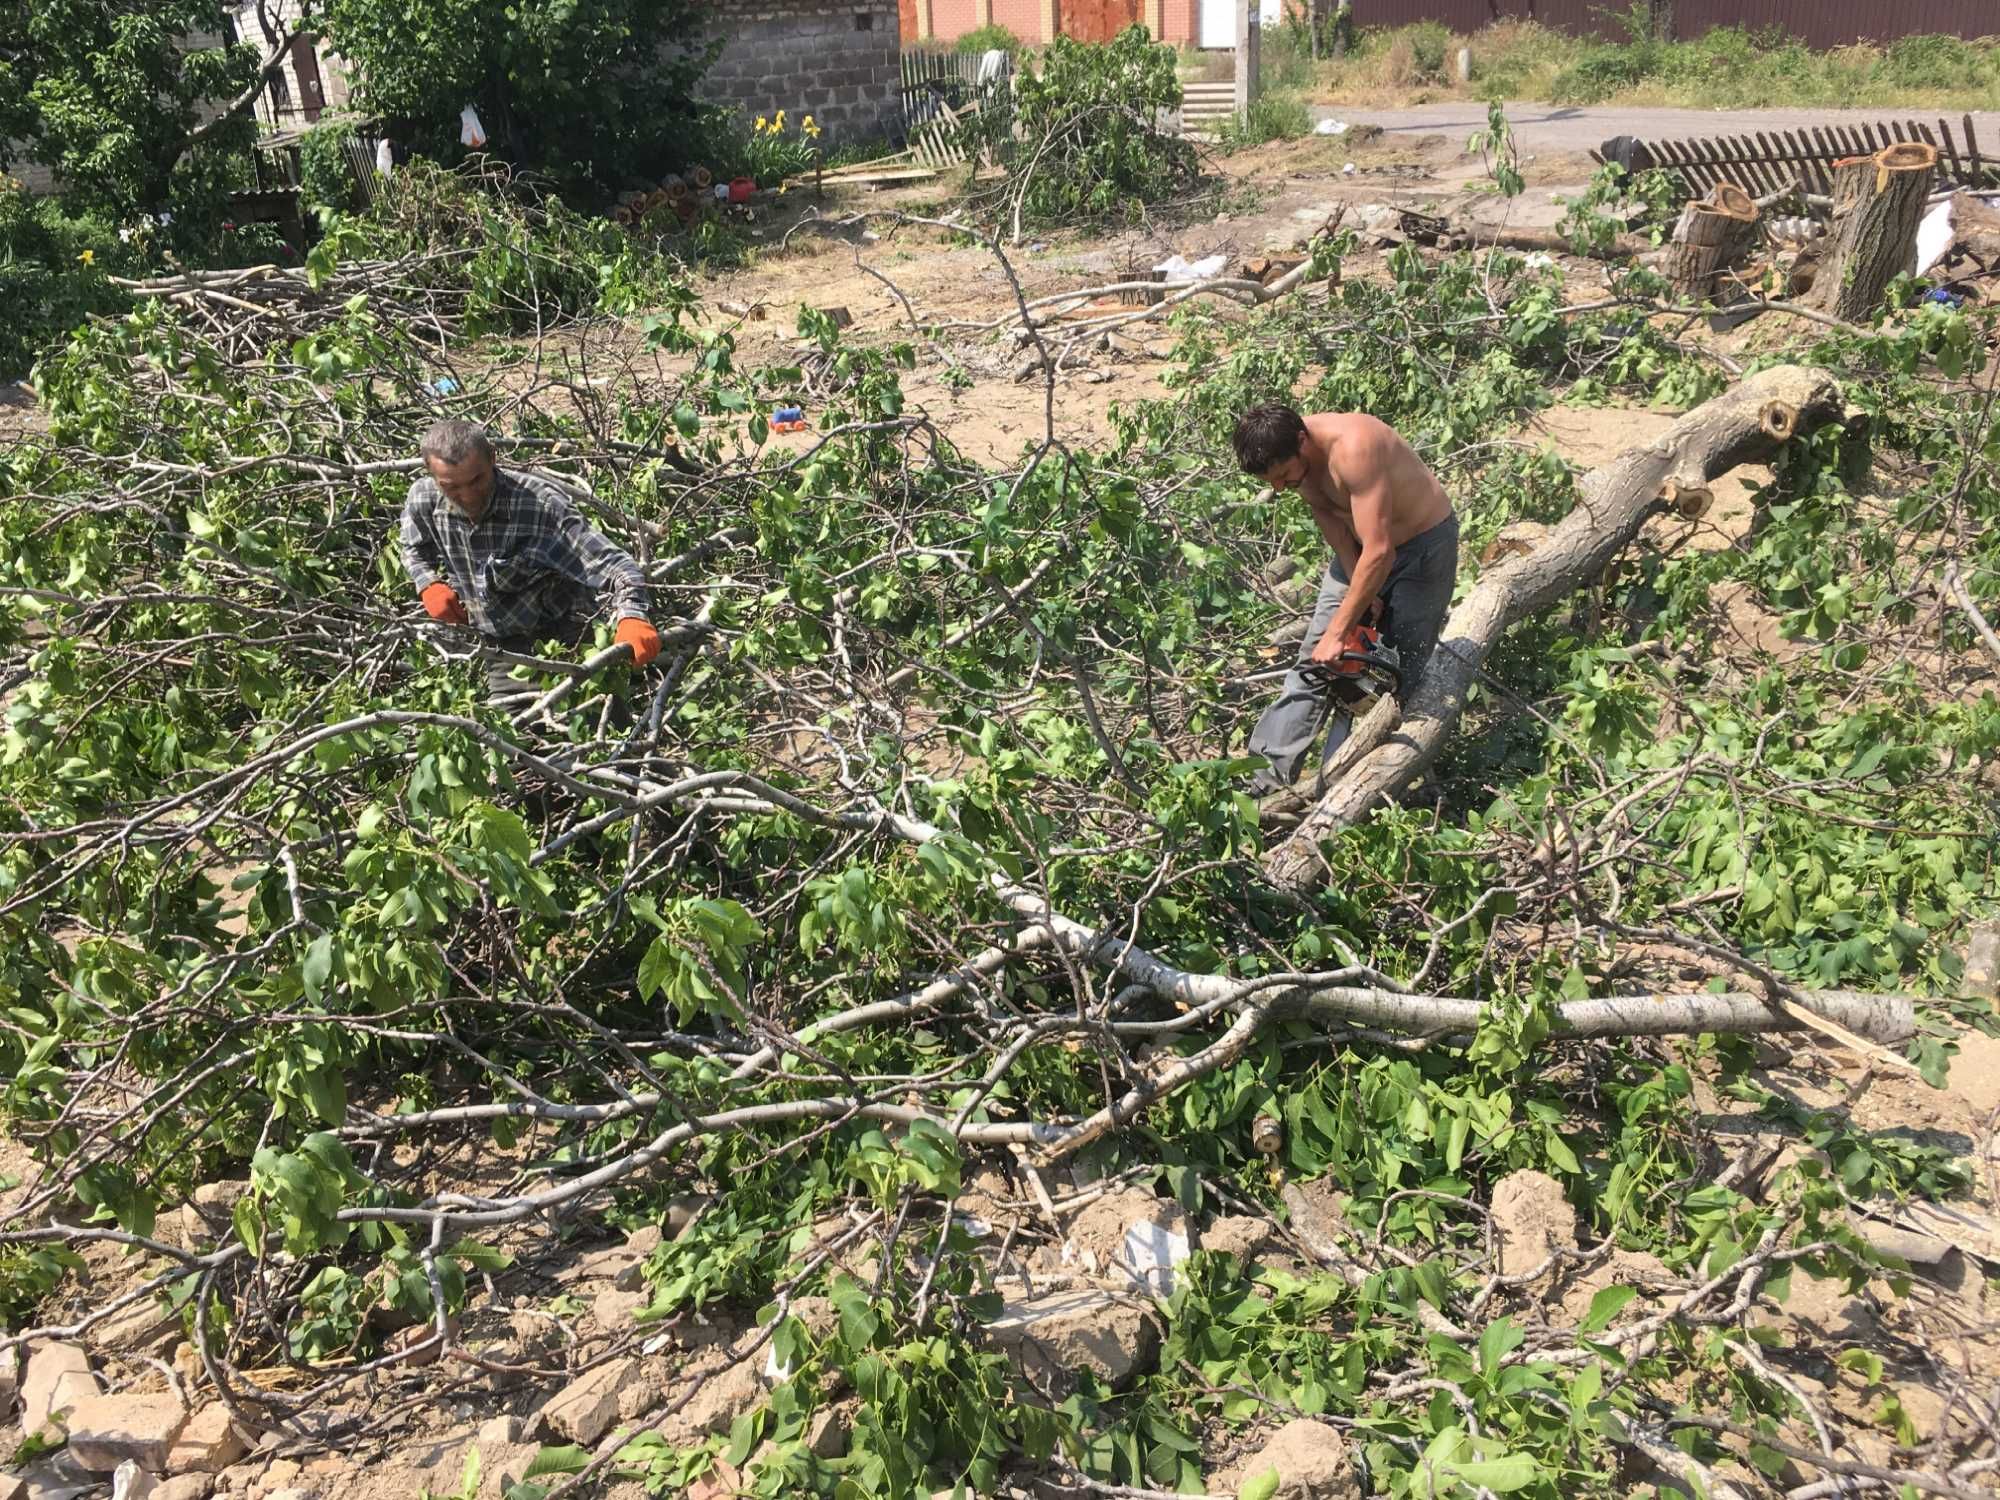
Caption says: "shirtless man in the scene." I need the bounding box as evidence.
[1231,404,1460,796]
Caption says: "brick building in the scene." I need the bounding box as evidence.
[901,0,1284,47]
[706,0,904,144]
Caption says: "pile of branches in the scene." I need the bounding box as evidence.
[1,218,1997,1500]
[968,26,1204,241]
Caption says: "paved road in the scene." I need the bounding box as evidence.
[1312,101,2000,157]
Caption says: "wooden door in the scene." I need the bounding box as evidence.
[1066,0,1141,42]
[289,34,327,123]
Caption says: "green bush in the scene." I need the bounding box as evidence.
[1406,20,1451,81]
[1004,25,1198,229]
[1549,41,1660,104]
[299,122,364,217]
[0,183,135,380]
[1259,24,1317,92]
[954,23,1027,56]
[1880,33,1988,90]
[1219,92,1312,148]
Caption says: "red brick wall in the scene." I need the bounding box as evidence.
[1158,0,1194,44]
[931,0,978,32]
[991,0,1044,41]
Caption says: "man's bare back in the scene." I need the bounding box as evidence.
[1295,413,1453,561]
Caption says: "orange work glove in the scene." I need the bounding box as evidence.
[420,581,468,624]
[615,616,662,667]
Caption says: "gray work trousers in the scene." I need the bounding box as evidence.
[1247,513,1460,795]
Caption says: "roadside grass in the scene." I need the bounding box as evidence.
[1301,19,2000,112]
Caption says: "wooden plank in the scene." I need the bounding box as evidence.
[1936,118,1964,181]
[1969,113,1987,185]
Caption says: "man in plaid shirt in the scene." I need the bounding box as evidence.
[399,419,662,701]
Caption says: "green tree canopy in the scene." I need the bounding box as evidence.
[4,0,259,217]
[314,0,716,198]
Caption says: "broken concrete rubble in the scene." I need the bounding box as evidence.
[20,1342,96,1436]
[536,1356,635,1446]
[982,1288,1159,1391]
[166,1403,248,1475]
[1063,1187,1192,1296]
[1234,1418,1360,1500]
[1489,1169,1579,1278]
[64,1390,189,1473]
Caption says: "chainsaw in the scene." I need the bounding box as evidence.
[1300,624,1401,707]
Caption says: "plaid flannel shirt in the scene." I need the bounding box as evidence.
[399,467,649,641]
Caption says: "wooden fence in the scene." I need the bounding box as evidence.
[1595,115,1998,199]
[899,47,1014,165]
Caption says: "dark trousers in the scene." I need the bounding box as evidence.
[1247,513,1460,795]
[486,616,589,706]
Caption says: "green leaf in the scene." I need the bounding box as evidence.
[301,933,335,1001]
[1580,1284,1639,1334]
[448,1239,514,1273]
[1478,1317,1524,1377]
[1450,1452,1539,1492]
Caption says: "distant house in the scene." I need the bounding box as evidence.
[5,7,354,197]
[706,0,904,144]
[224,0,358,130]
[902,0,1287,48]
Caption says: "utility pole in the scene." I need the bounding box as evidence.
[1234,0,1260,120]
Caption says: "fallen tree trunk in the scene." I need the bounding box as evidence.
[1804,142,1937,322]
[1477,224,1654,259]
[1666,182,1760,301]
[1264,364,1845,890]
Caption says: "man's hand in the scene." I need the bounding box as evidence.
[615,616,662,667]
[420,582,468,625]
[1308,622,1377,675]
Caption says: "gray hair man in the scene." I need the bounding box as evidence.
[399,419,661,699]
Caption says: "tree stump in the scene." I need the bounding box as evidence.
[1803,141,1938,322]
[1666,183,1760,302]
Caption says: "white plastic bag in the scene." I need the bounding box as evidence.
[459,106,488,149]
[1154,252,1228,284]
[1914,198,1955,277]
[374,137,393,178]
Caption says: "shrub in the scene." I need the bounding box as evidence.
[1549,41,1660,104]
[1407,20,1451,81]
[1220,92,1312,148]
[1880,33,1988,91]
[1002,25,1198,229]
[955,23,1027,56]
[0,182,136,380]
[1259,24,1317,93]
[299,122,365,218]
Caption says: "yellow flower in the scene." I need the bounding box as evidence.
[754,115,767,131]
[77,248,95,265]
[804,116,821,139]
[774,109,787,130]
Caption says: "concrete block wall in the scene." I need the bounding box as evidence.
[707,0,904,145]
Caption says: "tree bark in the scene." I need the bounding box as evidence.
[1263,364,1845,890]
[1803,142,1938,323]
[1665,182,1760,302]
